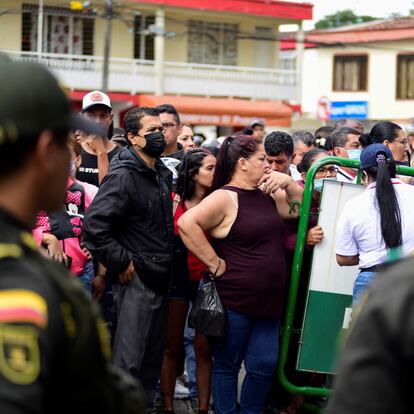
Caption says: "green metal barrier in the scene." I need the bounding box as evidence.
[278,156,414,398]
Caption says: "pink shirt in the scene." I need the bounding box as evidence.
[33,178,98,276]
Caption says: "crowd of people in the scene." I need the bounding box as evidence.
[2,56,414,414]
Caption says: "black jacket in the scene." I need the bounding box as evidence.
[83,147,174,294]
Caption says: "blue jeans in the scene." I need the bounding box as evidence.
[353,271,378,307]
[210,309,280,414]
[77,259,94,299]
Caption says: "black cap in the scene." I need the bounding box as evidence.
[0,57,104,144]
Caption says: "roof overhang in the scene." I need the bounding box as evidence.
[305,29,414,45]
[69,92,293,126]
[281,28,414,50]
[125,0,313,20]
[69,91,139,106]
[138,95,293,126]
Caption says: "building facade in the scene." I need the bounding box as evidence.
[281,17,414,129]
[1,0,313,131]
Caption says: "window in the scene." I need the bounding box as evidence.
[254,27,273,68]
[188,20,238,66]
[397,55,414,99]
[21,3,94,55]
[133,15,155,60]
[333,55,368,91]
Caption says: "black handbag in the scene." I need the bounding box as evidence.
[188,271,226,337]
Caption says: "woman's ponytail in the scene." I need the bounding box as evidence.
[374,159,402,249]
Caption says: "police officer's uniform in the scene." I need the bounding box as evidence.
[327,255,414,414]
[0,56,144,413]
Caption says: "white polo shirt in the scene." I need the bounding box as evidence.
[335,179,414,269]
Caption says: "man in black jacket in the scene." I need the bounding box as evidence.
[83,106,174,406]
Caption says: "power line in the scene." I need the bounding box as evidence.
[2,4,414,53]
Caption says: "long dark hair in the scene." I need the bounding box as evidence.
[211,135,262,191]
[360,121,402,148]
[175,149,212,205]
[365,159,402,249]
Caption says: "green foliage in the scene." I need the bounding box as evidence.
[315,9,378,30]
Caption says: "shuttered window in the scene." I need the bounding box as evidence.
[397,55,414,99]
[333,55,368,91]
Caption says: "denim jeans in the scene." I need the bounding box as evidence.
[353,271,378,307]
[77,259,94,299]
[210,308,280,414]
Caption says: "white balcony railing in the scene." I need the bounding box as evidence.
[4,50,297,100]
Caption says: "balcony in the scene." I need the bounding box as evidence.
[4,51,297,101]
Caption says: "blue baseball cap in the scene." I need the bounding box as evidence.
[360,143,393,170]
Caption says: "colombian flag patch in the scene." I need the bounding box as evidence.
[0,290,48,329]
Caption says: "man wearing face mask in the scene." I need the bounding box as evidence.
[331,127,362,183]
[83,106,174,406]
[76,90,119,187]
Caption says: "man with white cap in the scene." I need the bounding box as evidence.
[76,90,120,187]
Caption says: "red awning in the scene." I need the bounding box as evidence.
[138,95,293,127]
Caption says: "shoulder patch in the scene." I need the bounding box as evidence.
[0,325,40,384]
[0,243,22,260]
[96,317,111,359]
[20,231,39,251]
[0,290,48,329]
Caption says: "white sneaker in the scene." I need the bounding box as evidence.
[174,380,189,400]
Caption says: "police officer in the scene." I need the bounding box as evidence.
[327,255,414,413]
[0,57,144,413]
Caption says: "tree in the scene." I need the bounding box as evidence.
[315,9,378,30]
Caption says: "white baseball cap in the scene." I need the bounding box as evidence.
[82,90,112,111]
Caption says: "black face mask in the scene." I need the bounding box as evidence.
[140,131,166,158]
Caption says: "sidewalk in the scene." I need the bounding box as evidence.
[174,400,194,414]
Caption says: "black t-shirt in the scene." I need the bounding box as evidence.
[76,146,120,187]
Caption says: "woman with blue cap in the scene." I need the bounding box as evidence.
[335,143,414,306]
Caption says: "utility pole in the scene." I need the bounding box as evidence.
[154,8,165,96]
[295,22,304,105]
[37,0,44,57]
[102,0,113,92]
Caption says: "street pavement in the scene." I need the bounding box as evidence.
[174,399,194,414]
[173,365,246,414]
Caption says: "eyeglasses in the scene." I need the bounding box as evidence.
[162,122,179,129]
[316,166,338,177]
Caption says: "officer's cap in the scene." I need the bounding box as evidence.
[0,55,103,145]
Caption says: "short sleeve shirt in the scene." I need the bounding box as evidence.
[336,179,414,268]
[76,146,120,187]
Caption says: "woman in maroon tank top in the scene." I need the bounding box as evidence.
[178,135,303,414]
